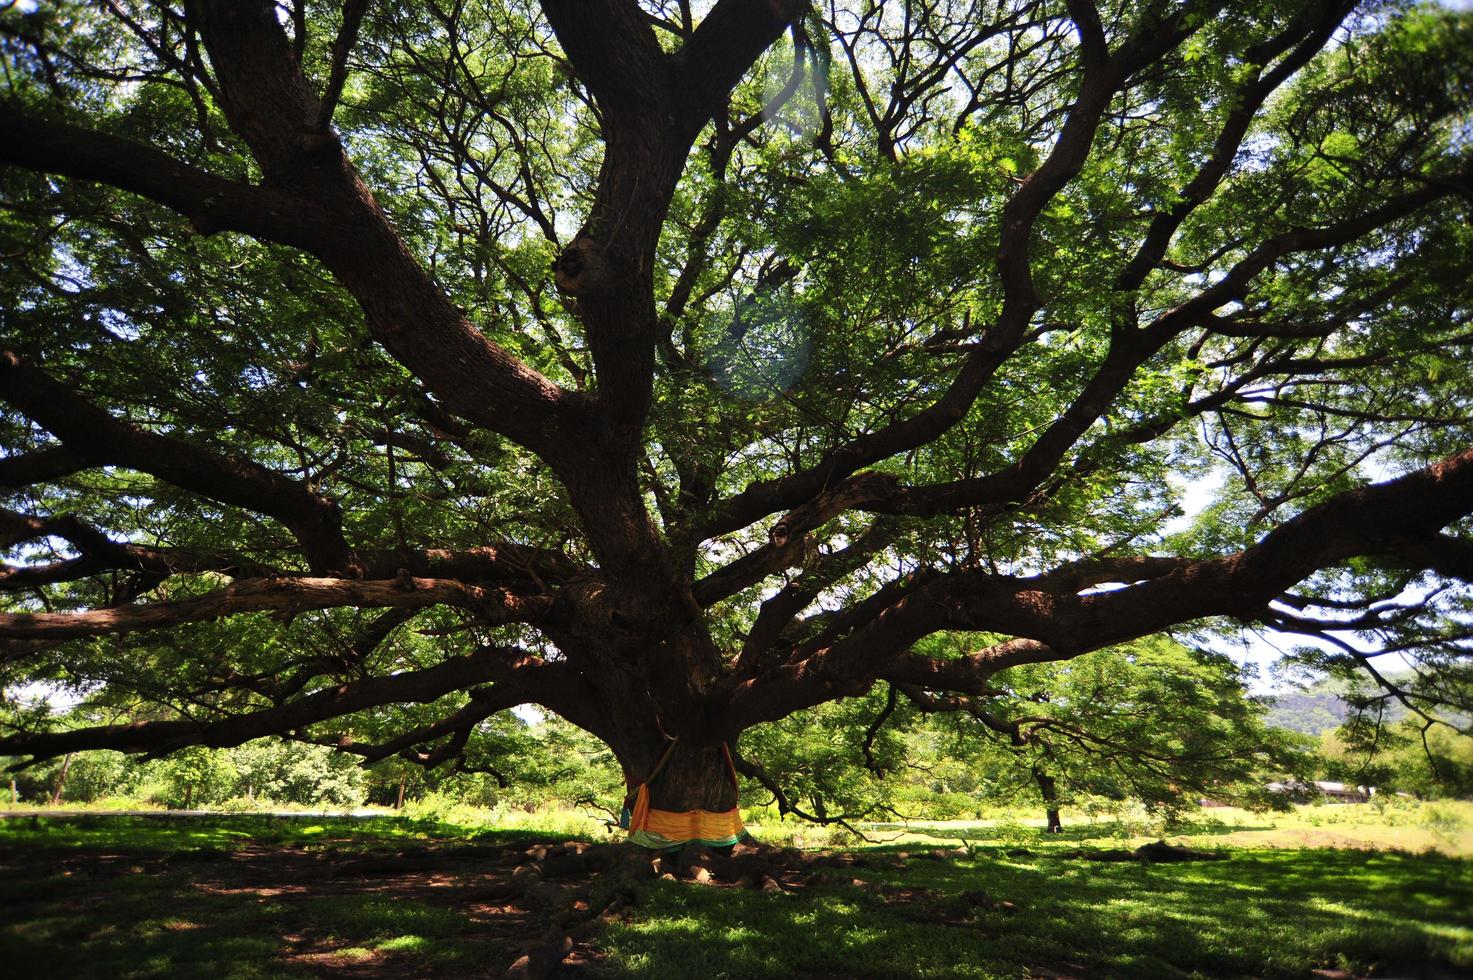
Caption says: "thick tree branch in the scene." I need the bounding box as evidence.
[0,575,553,644]
[883,641,1059,695]
[0,645,556,766]
[358,545,583,589]
[0,104,332,247]
[0,446,97,488]
[719,445,1473,731]
[317,0,370,129]
[670,0,807,140]
[539,0,667,111]
[0,351,356,574]
[1384,534,1473,583]
[0,508,270,592]
[696,4,1218,542]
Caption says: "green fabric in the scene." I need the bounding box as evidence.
[629,828,748,849]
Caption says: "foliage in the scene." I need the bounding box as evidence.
[601,843,1473,979]
[227,740,367,807]
[743,637,1309,828]
[4,737,367,809]
[0,0,1471,822]
[153,745,237,809]
[1320,719,1473,799]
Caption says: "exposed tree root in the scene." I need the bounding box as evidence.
[1077,840,1229,863]
[467,838,1006,977]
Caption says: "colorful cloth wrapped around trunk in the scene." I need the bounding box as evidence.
[619,741,746,849]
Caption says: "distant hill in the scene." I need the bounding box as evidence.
[1265,674,1414,735]
[1266,685,1353,735]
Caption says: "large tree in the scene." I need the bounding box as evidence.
[2,0,1471,824]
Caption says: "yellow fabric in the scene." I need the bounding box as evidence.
[625,783,745,847]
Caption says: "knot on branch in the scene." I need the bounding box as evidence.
[262,128,345,183]
[271,605,303,626]
[770,471,901,548]
[295,128,342,159]
[768,520,798,549]
[553,237,615,297]
[188,207,225,237]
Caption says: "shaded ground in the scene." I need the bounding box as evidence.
[0,837,598,977]
[3,815,1472,978]
[0,819,899,978]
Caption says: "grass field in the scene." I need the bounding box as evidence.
[842,799,1473,858]
[2,802,1470,978]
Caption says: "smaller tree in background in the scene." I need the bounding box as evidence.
[932,637,1309,830]
[1320,720,1473,800]
[230,740,366,808]
[741,637,1306,833]
[8,749,140,806]
[157,746,237,810]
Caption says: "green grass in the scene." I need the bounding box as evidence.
[842,799,1473,857]
[3,807,1470,978]
[0,867,491,979]
[0,814,566,978]
[0,810,578,853]
[601,845,1473,978]
[2,869,299,979]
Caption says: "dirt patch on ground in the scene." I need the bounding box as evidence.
[2,840,606,978]
[2,839,1012,978]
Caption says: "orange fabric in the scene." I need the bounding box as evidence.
[629,781,652,832]
[626,783,744,844]
[623,741,746,846]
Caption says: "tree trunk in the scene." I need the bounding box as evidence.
[183,781,194,809]
[49,753,72,806]
[395,774,406,810]
[603,715,741,819]
[1033,767,1063,833]
[642,742,739,813]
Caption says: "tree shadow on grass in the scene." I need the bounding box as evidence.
[872,817,1278,845]
[4,819,1468,979]
[0,825,575,979]
[599,846,1473,979]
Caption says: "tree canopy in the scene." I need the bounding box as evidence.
[1,0,1471,815]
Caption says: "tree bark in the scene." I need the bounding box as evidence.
[1033,766,1063,833]
[604,720,739,815]
[642,743,739,814]
[49,753,72,806]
